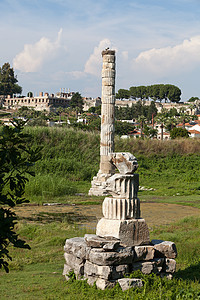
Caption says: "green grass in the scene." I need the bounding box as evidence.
[140,194,200,209]
[1,217,200,299]
[20,126,200,206]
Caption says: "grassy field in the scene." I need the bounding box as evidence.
[1,216,200,299]
[1,126,200,298]
[20,126,200,206]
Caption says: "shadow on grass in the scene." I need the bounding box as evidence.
[175,263,200,282]
[17,212,96,224]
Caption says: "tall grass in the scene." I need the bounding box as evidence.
[22,127,200,202]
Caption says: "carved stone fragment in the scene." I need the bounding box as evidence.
[118,278,143,291]
[110,152,138,174]
[151,240,177,259]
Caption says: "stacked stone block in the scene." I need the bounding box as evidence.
[63,235,177,290]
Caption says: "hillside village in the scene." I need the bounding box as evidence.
[1,89,200,140]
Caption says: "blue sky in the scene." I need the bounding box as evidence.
[1,0,200,100]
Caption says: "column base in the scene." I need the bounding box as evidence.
[96,218,150,247]
[88,171,112,196]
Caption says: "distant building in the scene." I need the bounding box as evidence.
[3,91,74,112]
[83,97,101,111]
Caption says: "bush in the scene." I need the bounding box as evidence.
[170,127,189,139]
[0,120,41,272]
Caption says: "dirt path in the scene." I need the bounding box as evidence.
[15,202,200,231]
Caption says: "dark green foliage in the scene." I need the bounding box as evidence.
[0,63,22,96]
[129,84,181,103]
[170,127,190,139]
[0,120,41,272]
[188,96,199,102]
[115,121,135,136]
[116,88,130,99]
[70,92,84,113]
[115,101,157,121]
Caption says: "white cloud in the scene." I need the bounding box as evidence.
[132,36,200,75]
[67,71,86,79]
[13,29,63,72]
[84,39,111,76]
[121,51,129,60]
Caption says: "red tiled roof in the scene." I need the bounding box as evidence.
[188,130,200,134]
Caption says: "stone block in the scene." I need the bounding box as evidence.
[118,278,143,291]
[151,240,177,259]
[132,258,164,275]
[84,261,112,280]
[84,234,120,249]
[64,253,84,276]
[132,261,155,275]
[112,264,130,280]
[160,272,173,280]
[88,246,134,266]
[63,263,73,280]
[85,275,98,286]
[64,237,89,259]
[103,241,121,251]
[96,218,150,246]
[154,258,165,273]
[163,258,176,273]
[95,278,116,290]
[134,246,155,262]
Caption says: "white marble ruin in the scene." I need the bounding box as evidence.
[63,49,177,290]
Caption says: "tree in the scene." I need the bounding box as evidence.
[116,89,130,99]
[0,63,22,96]
[170,127,190,139]
[167,85,181,103]
[115,121,135,136]
[137,115,147,138]
[178,107,190,129]
[143,125,158,138]
[57,106,64,122]
[147,101,157,122]
[188,97,199,102]
[156,114,167,140]
[0,119,41,272]
[129,86,137,99]
[70,92,84,117]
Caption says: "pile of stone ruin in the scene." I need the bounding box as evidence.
[63,235,177,291]
[63,152,177,291]
[63,50,177,291]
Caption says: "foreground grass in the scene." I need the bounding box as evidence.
[1,216,200,299]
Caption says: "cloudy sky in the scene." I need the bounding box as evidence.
[1,0,200,101]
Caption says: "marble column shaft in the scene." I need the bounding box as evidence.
[100,50,116,175]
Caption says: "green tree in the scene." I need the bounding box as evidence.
[167,85,181,103]
[70,92,84,115]
[129,86,138,99]
[178,107,190,129]
[170,127,190,139]
[188,96,199,102]
[143,125,158,138]
[147,101,157,122]
[137,115,147,138]
[57,106,64,123]
[115,121,135,136]
[116,89,130,99]
[0,120,41,272]
[0,63,22,96]
[156,114,168,140]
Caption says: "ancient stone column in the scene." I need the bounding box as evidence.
[89,50,116,196]
[100,49,116,175]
